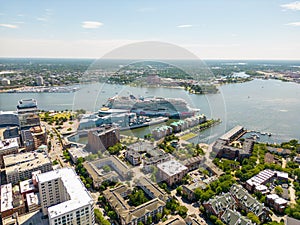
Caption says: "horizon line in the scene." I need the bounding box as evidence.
[0,56,300,61]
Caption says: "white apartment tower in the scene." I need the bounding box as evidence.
[37,168,95,225]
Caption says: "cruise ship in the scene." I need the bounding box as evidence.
[102,95,199,118]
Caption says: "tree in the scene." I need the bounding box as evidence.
[94,209,111,225]
[102,165,111,173]
[128,189,149,207]
[146,216,153,225]
[156,213,162,221]
[247,212,260,224]
[108,211,117,220]
[275,186,283,195]
[177,205,188,218]
[176,186,183,196]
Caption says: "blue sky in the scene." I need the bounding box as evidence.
[0,0,300,59]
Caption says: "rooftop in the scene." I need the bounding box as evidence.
[4,151,51,173]
[68,147,90,159]
[26,192,40,206]
[219,125,244,141]
[246,169,288,187]
[137,177,169,201]
[157,160,188,176]
[17,99,37,109]
[1,183,13,212]
[20,179,35,194]
[0,138,19,152]
[37,168,94,219]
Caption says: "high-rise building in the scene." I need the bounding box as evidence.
[87,125,120,153]
[1,78,11,86]
[37,168,95,225]
[17,99,40,130]
[36,76,44,86]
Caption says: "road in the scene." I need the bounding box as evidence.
[42,121,70,168]
[289,178,296,205]
[282,158,287,169]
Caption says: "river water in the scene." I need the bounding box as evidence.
[1,79,299,144]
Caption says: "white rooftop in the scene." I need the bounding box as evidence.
[276,171,289,179]
[157,160,187,176]
[37,168,94,219]
[1,183,13,212]
[246,169,276,186]
[275,197,288,205]
[20,179,35,194]
[0,138,19,151]
[68,147,90,159]
[26,192,40,206]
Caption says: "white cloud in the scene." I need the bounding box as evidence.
[286,21,300,26]
[177,24,193,28]
[281,1,300,10]
[82,21,103,29]
[0,24,18,29]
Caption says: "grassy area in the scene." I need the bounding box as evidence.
[40,111,74,120]
[180,132,197,141]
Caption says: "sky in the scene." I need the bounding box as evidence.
[0,0,300,59]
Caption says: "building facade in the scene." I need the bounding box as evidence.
[87,126,120,153]
[37,168,95,225]
[0,138,19,168]
[157,160,188,186]
[4,151,52,184]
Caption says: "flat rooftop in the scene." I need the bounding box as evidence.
[4,151,51,173]
[68,147,90,159]
[157,160,187,176]
[26,192,40,206]
[20,179,36,194]
[1,183,13,212]
[219,125,244,141]
[17,99,37,109]
[37,168,94,219]
[0,138,19,151]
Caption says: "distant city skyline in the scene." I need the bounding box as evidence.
[0,0,300,59]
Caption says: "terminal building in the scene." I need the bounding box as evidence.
[37,168,95,225]
[213,126,254,162]
[219,125,245,143]
[4,151,52,184]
